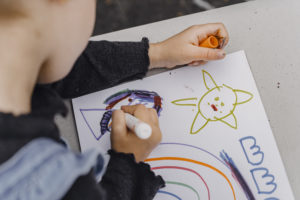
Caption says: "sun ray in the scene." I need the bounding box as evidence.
[215,113,237,129]
[203,70,220,91]
[190,111,210,134]
[171,97,198,107]
[233,89,254,105]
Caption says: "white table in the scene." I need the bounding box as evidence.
[57,0,300,198]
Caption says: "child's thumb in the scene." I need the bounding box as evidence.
[193,47,226,61]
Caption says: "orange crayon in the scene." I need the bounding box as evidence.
[199,35,219,49]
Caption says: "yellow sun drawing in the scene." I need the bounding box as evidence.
[172,70,253,134]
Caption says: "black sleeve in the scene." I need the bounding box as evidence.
[100,150,165,200]
[51,38,150,99]
[63,150,165,200]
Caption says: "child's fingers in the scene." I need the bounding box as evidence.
[199,61,208,65]
[148,108,159,124]
[190,23,229,44]
[121,105,136,115]
[215,25,229,48]
[121,104,147,116]
[111,110,127,137]
[189,60,207,66]
[204,23,229,43]
[192,47,226,61]
[189,61,202,66]
[121,105,156,126]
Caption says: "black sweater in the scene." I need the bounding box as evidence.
[0,38,165,200]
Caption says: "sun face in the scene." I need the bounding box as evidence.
[199,84,237,121]
[172,70,253,134]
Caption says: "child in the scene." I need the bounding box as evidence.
[0,0,229,199]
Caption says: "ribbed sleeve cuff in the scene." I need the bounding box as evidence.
[106,149,165,199]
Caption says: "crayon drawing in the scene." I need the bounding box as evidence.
[80,89,163,140]
[146,143,244,200]
[172,70,253,134]
[72,51,294,200]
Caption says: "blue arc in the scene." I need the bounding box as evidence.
[157,190,182,200]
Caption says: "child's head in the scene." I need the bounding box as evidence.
[0,0,97,83]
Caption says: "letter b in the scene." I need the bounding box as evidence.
[240,136,264,165]
[251,168,277,194]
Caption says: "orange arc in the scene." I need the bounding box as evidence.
[145,157,236,200]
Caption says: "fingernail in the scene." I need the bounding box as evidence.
[218,38,226,48]
[218,52,226,58]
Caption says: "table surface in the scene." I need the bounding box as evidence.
[56,0,300,198]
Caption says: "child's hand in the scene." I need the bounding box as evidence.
[149,23,229,68]
[110,105,162,162]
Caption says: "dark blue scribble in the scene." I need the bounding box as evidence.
[99,89,163,138]
[100,110,113,135]
[220,151,255,200]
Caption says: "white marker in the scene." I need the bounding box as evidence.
[125,113,152,139]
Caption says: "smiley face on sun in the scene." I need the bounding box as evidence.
[172,70,253,134]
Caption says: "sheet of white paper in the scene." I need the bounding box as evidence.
[72,51,294,200]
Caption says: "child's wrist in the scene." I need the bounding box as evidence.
[148,43,164,69]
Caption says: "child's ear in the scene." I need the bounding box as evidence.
[202,70,218,90]
[234,89,254,105]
